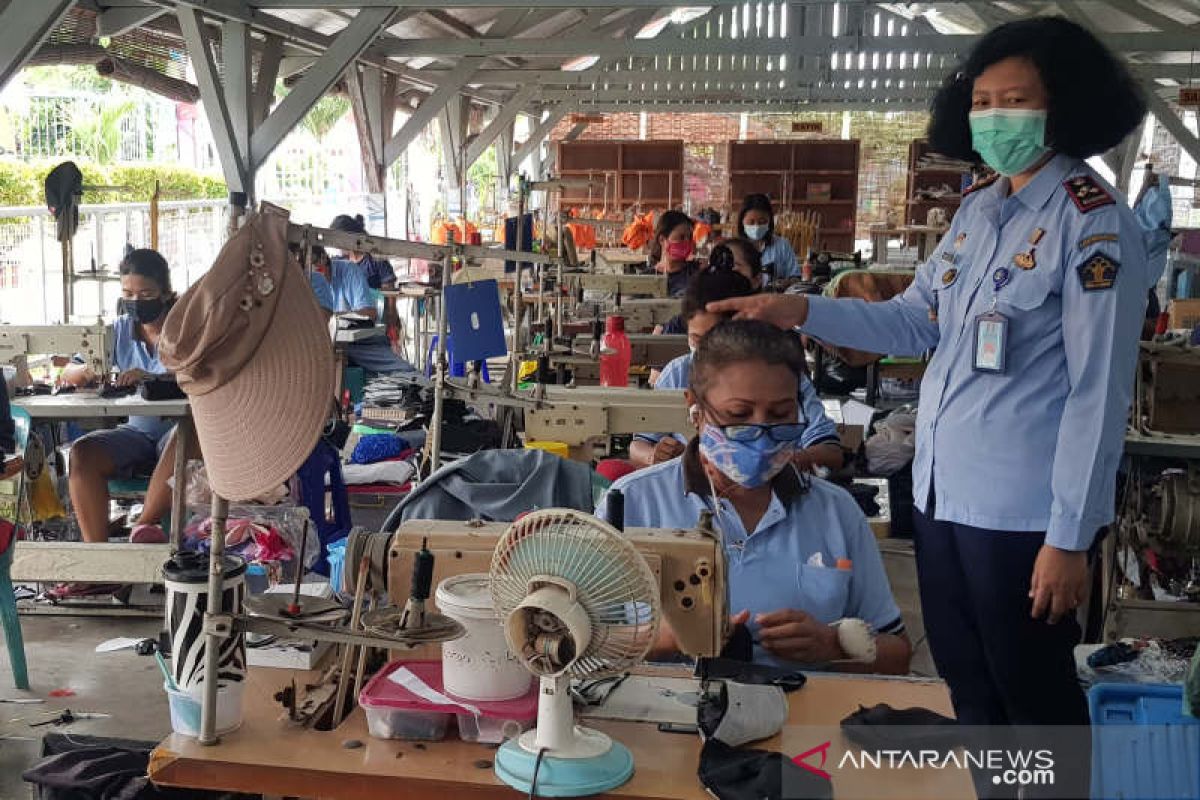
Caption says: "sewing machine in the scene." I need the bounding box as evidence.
[389,516,728,659]
[0,324,110,389]
[571,273,668,298]
[565,299,682,333]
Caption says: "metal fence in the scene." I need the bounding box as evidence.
[0,200,227,324]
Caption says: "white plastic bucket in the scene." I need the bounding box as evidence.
[436,573,531,701]
[164,679,245,737]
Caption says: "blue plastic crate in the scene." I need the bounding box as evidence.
[1089,683,1200,800]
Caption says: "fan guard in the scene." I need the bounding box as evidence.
[490,509,660,679]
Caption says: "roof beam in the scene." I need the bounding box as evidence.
[577,101,930,113]
[1143,84,1200,166]
[250,6,398,168]
[380,31,1200,58]
[384,57,483,167]
[96,5,168,38]
[464,84,538,170]
[229,0,758,7]
[542,85,939,103]
[512,106,571,173]
[0,0,74,92]
[178,5,250,192]
[1107,0,1198,32]
[252,33,283,127]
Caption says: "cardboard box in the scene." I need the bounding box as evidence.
[1167,298,1200,331]
[807,182,833,201]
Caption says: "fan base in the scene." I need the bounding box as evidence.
[494,737,634,797]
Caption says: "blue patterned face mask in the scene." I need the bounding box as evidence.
[698,422,799,489]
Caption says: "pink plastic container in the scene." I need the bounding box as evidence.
[360,660,538,744]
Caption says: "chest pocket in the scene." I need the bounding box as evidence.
[997,271,1056,314]
[795,563,851,624]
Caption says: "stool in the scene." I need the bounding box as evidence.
[424,335,490,382]
[0,519,28,690]
[294,439,352,575]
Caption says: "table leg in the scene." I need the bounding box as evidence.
[170,415,193,553]
[872,233,888,265]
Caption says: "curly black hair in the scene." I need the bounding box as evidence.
[681,267,756,322]
[927,17,1146,161]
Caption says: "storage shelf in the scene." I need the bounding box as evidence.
[793,199,855,205]
[795,169,856,176]
[905,139,964,235]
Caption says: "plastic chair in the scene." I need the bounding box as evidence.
[294,439,352,575]
[1,409,29,690]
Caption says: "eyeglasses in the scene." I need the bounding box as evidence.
[700,404,808,442]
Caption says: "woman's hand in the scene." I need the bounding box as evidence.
[1029,545,1089,624]
[706,294,810,330]
[114,368,149,387]
[755,609,844,663]
[652,437,686,464]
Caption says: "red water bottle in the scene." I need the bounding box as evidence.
[599,315,632,388]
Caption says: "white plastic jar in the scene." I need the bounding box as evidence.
[436,573,532,701]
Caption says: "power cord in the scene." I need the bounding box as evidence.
[529,747,548,800]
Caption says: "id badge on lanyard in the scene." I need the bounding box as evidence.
[973,266,1012,374]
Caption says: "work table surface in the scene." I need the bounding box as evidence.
[13,392,190,418]
[149,668,972,800]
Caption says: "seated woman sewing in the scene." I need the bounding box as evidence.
[597,320,910,673]
[53,250,180,596]
[631,266,843,472]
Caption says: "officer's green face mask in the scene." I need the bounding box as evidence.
[969,108,1051,177]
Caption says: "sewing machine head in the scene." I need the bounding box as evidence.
[389,516,729,659]
[0,324,110,388]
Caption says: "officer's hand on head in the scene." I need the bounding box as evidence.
[754,609,844,663]
[705,294,810,330]
[1029,545,1089,624]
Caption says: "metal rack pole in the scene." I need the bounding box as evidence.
[198,493,229,746]
[428,246,454,473]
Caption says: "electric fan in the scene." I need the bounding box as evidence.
[489,508,661,797]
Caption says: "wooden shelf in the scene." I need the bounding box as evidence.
[557,140,684,210]
[795,169,857,176]
[905,139,968,232]
[794,199,855,206]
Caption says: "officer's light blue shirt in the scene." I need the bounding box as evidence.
[327,259,376,314]
[636,352,839,449]
[111,315,171,440]
[761,235,801,279]
[595,441,904,669]
[800,155,1149,551]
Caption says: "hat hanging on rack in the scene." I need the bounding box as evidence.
[159,202,335,502]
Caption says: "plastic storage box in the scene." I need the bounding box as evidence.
[1089,683,1200,800]
[360,659,537,744]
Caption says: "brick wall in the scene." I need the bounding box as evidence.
[550,110,933,236]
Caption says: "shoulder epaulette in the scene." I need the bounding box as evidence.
[962,172,999,197]
[1062,175,1115,214]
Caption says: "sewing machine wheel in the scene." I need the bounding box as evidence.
[23,431,46,481]
[243,595,349,624]
[360,606,465,642]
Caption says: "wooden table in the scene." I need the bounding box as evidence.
[149,669,973,800]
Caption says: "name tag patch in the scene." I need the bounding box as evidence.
[1076,253,1119,291]
[1077,233,1118,250]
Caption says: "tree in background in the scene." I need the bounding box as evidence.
[299,95,350,143]
[68,99,135,164]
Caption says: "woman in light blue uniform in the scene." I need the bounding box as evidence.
[708,17,1150,755]
[599,320,909,672]
[61,250,176,552]
[632,261,842,471]
[738,193,800,281]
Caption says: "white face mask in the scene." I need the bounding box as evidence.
[744,224,769,242]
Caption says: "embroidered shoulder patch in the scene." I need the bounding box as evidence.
[1076,253,1120,291]
[1063,176,1115,213]
[963,172,999,197]
[1078,232,1119,250]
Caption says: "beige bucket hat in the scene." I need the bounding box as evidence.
[160,203,334,502]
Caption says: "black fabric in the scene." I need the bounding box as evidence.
[699,739,832,800]
[503,213,534,272]
[695,657,807,693]
[0,368,14,454]
[660,314,685,335]
[840,703,961,753]
[44,161,83,242]
[24,734,244,800]
[720,622,754,662]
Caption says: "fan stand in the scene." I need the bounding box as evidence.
[494,675,634,797]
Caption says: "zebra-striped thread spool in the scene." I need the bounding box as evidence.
[163,551,248,691]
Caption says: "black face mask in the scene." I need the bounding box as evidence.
[118,297,167,324]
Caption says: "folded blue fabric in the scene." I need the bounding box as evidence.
[351,434,406,464]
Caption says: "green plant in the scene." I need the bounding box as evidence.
[300,95,350,143]
[0,159,226,207]
[68,100,135,164]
